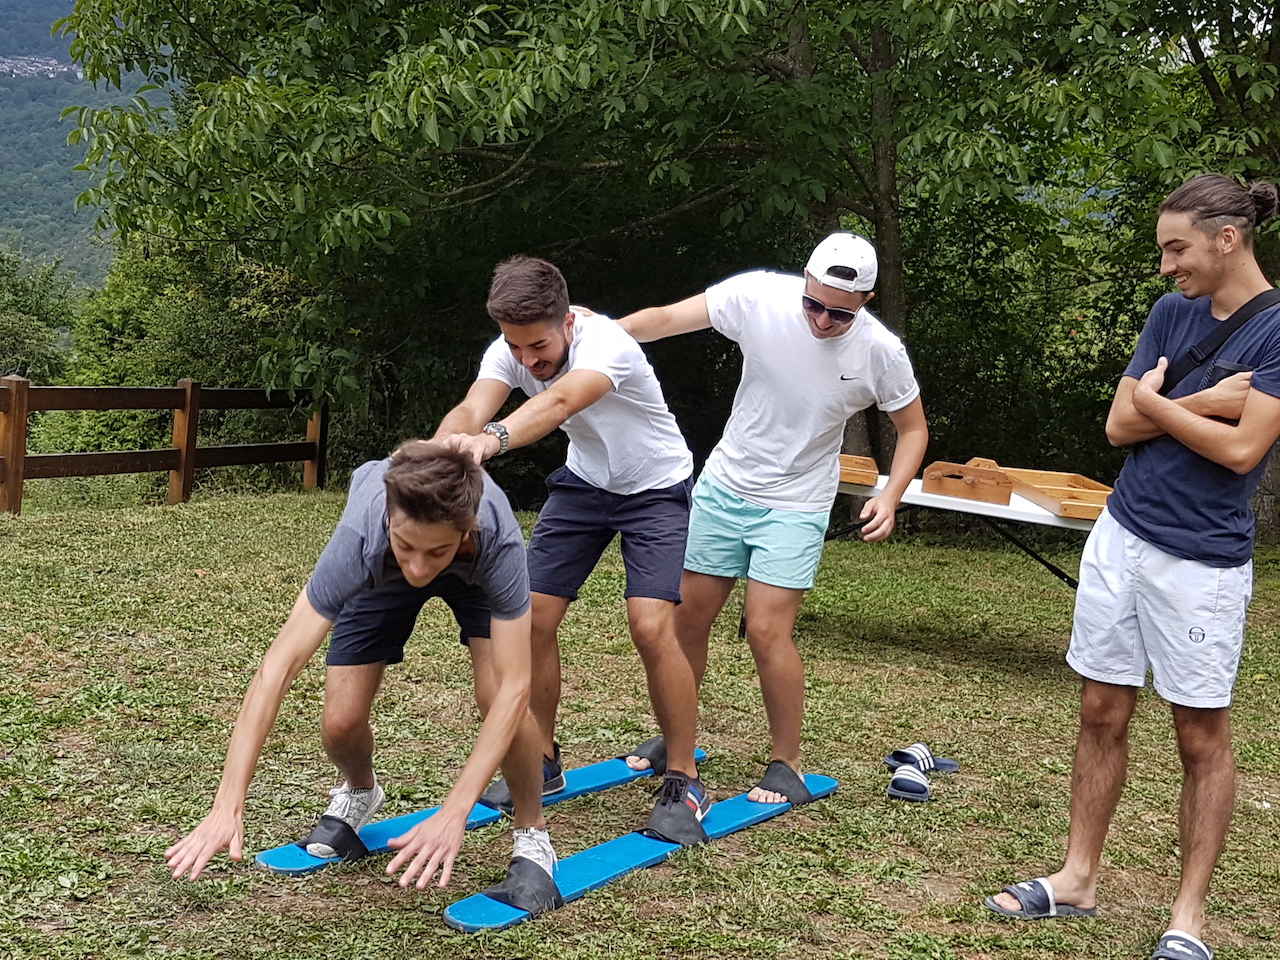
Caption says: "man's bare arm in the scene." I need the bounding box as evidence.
[432,379,512,439]
[443,370,613,462]
[617,294,713,343]
[1131,358,1280,473]
[859,397,929,543]
[1106,371,1254,446]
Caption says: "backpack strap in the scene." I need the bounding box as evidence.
[1159,288,1280,396]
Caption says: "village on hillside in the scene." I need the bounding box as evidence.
[0,54,80,79]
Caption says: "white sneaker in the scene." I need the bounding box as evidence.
[511,826,557,879]
[306,778,386,858]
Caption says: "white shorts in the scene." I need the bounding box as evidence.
[1067,509,1252,708]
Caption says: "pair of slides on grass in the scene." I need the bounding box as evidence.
[884,742,959,802]
[256,742,837,933]
[985,878,1215,960]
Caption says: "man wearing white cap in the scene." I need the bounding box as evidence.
[619,233,929,804]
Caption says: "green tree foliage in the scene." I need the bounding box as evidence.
[0,245,74,380]
[54,1,1280,495]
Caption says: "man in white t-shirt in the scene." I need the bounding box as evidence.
[434,255,710,845]
[619,233,929,805]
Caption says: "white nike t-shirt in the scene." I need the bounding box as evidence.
[477,310,693,495]
[703,270,920,511]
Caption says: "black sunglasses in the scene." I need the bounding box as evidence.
[801,293,860,326]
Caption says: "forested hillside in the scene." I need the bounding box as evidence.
[0,0,72,58]
[0,0,112,282]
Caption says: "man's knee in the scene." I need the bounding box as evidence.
[627,600,677,660]
[1078,681,1137,737]
[321,702,372,746]
[1173,707,1233,770]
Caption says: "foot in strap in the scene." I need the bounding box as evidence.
[749,760,812,805]
[482,827,563,916]
[302,778,385,859]
[479,743,565,814]
[641,771,711,846]
[622,735,667,774]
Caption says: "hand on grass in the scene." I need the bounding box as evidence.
[165,806,244,880]
[386,806,468,889]
[859,495,898,542]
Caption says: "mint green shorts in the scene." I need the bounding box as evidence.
[683,474,829,590]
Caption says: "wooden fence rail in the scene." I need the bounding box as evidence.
[0,376,327,516]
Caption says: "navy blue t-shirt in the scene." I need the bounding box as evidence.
[1108,291,1280,567]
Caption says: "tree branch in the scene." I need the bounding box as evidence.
[1183,27,1228,115]
[169,0,247,78]
[547,184,738,255]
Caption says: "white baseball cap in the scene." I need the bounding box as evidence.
[805,233,877,293]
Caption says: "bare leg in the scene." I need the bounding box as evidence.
[991,679,1137,912]
[626,570,735,771]
[320,663,387,789]
[465,636,548,832]
[530,592,570,758]
[626,597,698,777]
[1168,705,1234,940]
[677,570,737,690]
[740,580,806,803]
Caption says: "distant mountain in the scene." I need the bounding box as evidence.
[0,0,112,282]
[0,0,75,59]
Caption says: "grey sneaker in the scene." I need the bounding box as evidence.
[511,826,557,879]
[305,778,386,858]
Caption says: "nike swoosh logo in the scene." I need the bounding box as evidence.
[840,375,859,381]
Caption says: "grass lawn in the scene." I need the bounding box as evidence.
[1,489,1278,959]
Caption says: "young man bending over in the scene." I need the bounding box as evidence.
[165,443,561,914]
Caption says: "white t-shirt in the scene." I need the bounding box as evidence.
[703,270,920,511]
[477,310,693,495]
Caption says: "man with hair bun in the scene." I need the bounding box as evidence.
[987,175,1280,960]
[166,442,563,915]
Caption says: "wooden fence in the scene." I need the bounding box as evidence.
[0,376,327,516]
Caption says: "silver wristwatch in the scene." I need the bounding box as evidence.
[482,421,510,456]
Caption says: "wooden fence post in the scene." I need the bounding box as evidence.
[167,378,200,505]
[304,402,329,490]
[0,376,30,516]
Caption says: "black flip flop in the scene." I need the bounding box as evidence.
[753,760,812,805]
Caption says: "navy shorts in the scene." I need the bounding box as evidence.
[326,573,492,665]
[527,466,692,603]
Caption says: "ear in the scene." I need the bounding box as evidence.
[863,291,877,305]
[563,311,576,334]
[1218,223,1243,256]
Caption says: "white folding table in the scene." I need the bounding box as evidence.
[836,475,1096,589]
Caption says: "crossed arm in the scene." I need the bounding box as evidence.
[1111,359,1280,474]
[434,372,612,462]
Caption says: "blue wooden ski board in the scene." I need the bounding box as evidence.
[254,748,708,876]
[442,773,839,933]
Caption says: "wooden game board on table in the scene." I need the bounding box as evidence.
[836,455,1111,587]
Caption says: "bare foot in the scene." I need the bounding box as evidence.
[989,873,1096,914]
[625,754,652,772]
[747,785,789,803]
